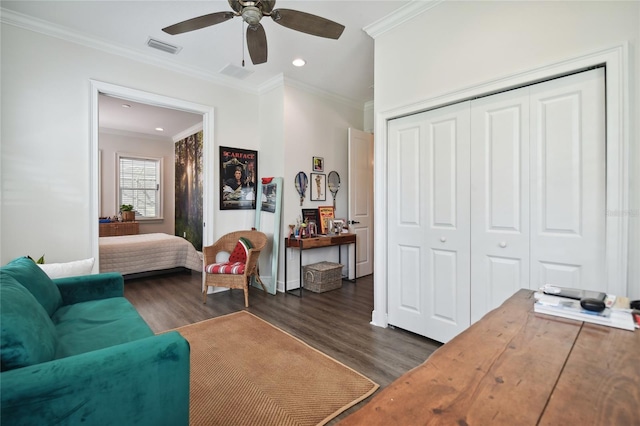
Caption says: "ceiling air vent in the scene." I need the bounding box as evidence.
[220,64,254,80]
[146,37,182,55]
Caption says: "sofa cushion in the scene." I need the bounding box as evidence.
[1,257,62,316]
[52,297,154,359]
[0,276,58,371]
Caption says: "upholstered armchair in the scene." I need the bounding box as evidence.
[203,230,267,307]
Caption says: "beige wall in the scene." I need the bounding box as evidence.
[373,1,639,298]
[99,131,176,236]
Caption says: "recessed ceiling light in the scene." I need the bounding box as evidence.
[122,104,131,108]
[155,127,164,132]
[292,58,306,67]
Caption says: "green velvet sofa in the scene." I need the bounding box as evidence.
[0,257,190,425]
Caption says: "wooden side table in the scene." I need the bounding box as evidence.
[99,222,139,237]
[284,233,356,297]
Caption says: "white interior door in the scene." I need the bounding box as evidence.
[387,103,471,343]
[348,128,374,278]
[529,69,606,291]
[470,87,530,323]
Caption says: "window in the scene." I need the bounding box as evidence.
[117,154,163,220]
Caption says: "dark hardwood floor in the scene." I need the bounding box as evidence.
[124,271,442,420]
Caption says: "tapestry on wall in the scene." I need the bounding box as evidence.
[175,131,203,250]
[220,146,257,210]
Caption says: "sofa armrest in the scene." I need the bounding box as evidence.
[1,331,190,426]
[54,272,124,305]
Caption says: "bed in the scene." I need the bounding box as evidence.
[99,233,203,276]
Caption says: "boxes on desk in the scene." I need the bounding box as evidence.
[303,261,343,293]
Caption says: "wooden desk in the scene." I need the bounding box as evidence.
[284,234,356,296]
[339,289,639,425]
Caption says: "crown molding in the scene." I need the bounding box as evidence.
[173,122,204,143]
[364,0,444,39]
[100,127,173,142]
[258,74,366,110]
[0,8,257,96]
[258,73,286,94]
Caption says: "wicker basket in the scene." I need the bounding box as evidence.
[303,261,343,293]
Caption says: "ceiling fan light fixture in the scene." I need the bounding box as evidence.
[241,6,263,26]
[292,58,306,67]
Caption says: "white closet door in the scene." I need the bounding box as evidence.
[470,87,530,324]
[529,69,606,290]
[387,102,470,343]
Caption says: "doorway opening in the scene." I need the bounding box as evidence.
[89,80,215,271]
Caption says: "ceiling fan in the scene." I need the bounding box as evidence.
[162,0,345,65]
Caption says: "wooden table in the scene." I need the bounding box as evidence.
[339,289,639,425]
[284,234,356,296]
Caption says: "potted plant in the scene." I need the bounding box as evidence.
[120,204,135,222]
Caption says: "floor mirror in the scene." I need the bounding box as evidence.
[254,177,283,295]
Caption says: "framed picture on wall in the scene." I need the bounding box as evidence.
[313,156,324,172]
[310,173,326,201]
[220,146,257,210]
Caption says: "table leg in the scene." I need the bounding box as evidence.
[298,244,303,297]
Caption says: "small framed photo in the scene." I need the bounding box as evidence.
[310,173,326,201]
[313,156,324,172]
[332,218,346,233]
[301,208,320,227]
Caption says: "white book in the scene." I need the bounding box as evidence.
[534,292,635,331]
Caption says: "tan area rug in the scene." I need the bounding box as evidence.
[173,311,379,426]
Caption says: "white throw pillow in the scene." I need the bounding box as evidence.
[38,258,95,279]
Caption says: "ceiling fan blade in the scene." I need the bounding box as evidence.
[162,11,235,35]
[247,24,268,65]
[228,0,242,14]
[270,9,345,39]
[260,0,276,14]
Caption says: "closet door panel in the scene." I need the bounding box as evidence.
[530,69,606,291]
[388,102,470,343]
[388,114,428,334]
[470,88,530,323]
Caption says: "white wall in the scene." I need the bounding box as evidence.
[99,130,175,235]
[1,24,260,263]
[281,84,364,291]
[256,85,285,288]
[373,1,639,298]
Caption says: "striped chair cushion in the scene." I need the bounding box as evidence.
[205,262,246,275]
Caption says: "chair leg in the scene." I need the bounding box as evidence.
[254,274,267,293]
[243,286,249,308]
[202,285,208,304]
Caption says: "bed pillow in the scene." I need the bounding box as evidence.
[38,258,95,279]
[228,237,253,264]
[1,257,62,317]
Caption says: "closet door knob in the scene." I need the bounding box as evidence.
[499,241,507,248]
[440,237,447,243]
